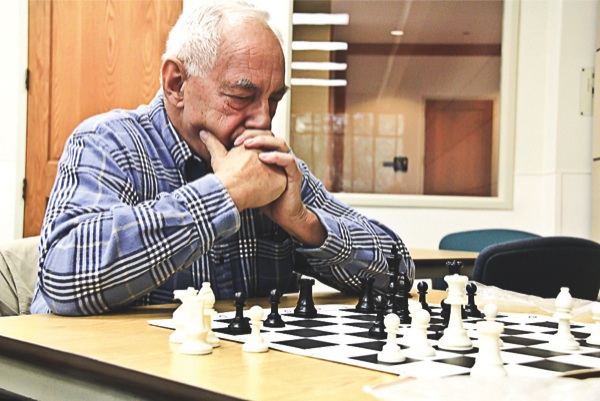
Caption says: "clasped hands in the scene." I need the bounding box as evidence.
[200,129,326,247]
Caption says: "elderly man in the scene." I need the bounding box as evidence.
[30,0,413,316]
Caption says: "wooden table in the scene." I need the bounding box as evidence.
[0,289,589,401]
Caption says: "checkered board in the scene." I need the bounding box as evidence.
[148,304,600,379]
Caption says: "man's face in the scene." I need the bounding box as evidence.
[180,20,287,162]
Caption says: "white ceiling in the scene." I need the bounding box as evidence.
[319,0,504,45]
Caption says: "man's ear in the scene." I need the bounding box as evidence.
[161,58,186,109]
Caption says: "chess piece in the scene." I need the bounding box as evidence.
[228,292,251,334]
[294,278,317,317]
[470,319,507,377]
[199,282,220,348]
[169,287,198,344]
[417,281,431,314]
[377,313,406,363]
[242,305,269,353]
[395,271,411,324]
[356,277,375,313]
[179,296,213,355]
[483,303,503,347]
[586,302,600,345]
[550,287,580,351]
[438,274,473,351]
[405,308,436,357]
[446,260,463,275]
[369,295,388,339]
[264,289,285,328]
[465,282,483,318]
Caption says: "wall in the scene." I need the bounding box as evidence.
[0,0,27,242]
[2,0,597,252]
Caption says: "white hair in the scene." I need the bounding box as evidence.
[163,0,283,78]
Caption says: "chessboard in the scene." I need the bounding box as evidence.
[148,303,600,379]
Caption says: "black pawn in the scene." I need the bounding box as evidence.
[368,295,387,339]
[264,289,285,328]
[356,276,375,313]
[465,282,483,318]
[228,291,251,334]
[294,278,317,318]
[440,299,451,327]
[417,281,431,314]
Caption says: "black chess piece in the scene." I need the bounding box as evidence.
[417,281,431,314]
[465,282,483,318]
[294,278,317,317]
[395,271,411,324]
[228,291,251,334]
[440,298,451,327]
[446,260,464,275]
[356,276,375,313]
[264,289,285,328]
[368,295,387,339]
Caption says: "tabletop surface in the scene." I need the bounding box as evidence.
[0,289,592,401]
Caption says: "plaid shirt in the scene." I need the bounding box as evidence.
[30,91,413,316]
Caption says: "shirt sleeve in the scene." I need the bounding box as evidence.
[36,131,239,316]
[293,160,414,295]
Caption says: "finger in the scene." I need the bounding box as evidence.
[234,129,274,147]
[242,135,289,153]
[200,130,227,162]
[258,152,299,179]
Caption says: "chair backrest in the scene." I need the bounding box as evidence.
[0,236,40,316]
[472,236,600,300]
[439,229,541,252]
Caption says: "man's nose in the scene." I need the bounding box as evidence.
[246,100,273,130]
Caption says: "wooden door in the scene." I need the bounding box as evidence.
[24,0,182,237]
[424,100,493,196]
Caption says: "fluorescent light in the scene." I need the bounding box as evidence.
[292,13,349,26]
[390,30,405,36]
[291,78,347,87]
[292,62,347,71]
[292,41,349,51]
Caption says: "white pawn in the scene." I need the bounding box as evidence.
[405,309,436,357]
[403,301,423,346]
[377,313,406,363]
[243,305,269,353]
[484,303,503,347]
[550,287,580,351]
[198,282,220,348]
[170,287,198,344]
[179,297,213,355]
[586,302,600,345]
[471,319,507,377]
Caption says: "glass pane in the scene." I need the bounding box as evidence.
[291,0,503,197]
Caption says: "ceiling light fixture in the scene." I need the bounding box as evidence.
[390,30,404,36]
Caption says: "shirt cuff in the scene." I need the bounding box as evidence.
[173,174,240,242]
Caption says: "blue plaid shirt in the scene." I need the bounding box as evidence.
[30,91,413,316]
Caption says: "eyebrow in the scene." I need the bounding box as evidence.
[229,79,290,96]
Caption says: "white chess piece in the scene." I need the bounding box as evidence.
[483,303,503,347]
[405,309,436,357]
[242,305,269,353]
[470,319,507,377]
[377,313,406,363]
[586,302,600,345]
[198,282,220,348]
[403,301,423,346]
[549,287,580,351]
[169,287,198,344]
[179,296,213,355]
[438,274,473,351]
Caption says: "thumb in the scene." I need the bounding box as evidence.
[200,130,227,164]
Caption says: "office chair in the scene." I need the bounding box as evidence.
[472,236,600,301]
[439,229,541,252]
[0,236,39,316]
